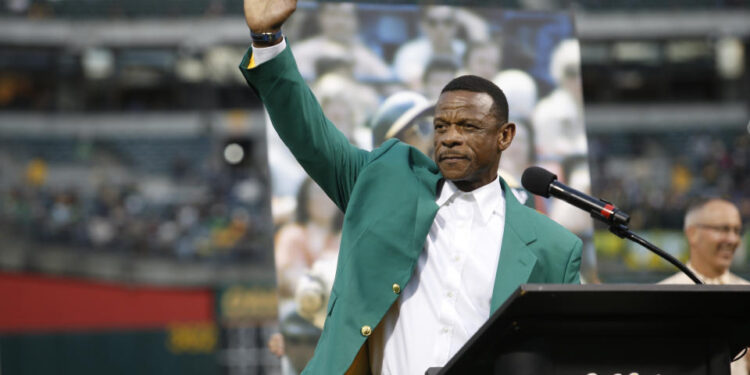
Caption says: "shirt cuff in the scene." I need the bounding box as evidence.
[248,39,287,69]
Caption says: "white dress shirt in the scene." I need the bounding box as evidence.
[368,177,505,375]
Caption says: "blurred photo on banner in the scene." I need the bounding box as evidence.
[263,3,595,373]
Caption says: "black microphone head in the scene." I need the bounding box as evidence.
[521,166,557,198]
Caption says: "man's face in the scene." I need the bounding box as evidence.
[318,4,358,44]
[433,90,514,191]
[687,200,743,276]
[421,6,457,49]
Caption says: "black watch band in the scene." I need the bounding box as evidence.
[250,30,283,44]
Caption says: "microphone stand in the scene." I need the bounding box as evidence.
[607,223,703,285]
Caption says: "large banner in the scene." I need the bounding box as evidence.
[264,3,593,373]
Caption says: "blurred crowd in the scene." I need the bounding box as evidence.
[0,139,273,263]
[0,4,590,293]
[1,0,237,18]
[266,3,584,190]
[3,0,746,19]
[589,132,750,230]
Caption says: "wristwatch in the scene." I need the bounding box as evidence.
[250,30,283,45]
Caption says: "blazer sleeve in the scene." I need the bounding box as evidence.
[238,44,369,212]
[562,237,583,284]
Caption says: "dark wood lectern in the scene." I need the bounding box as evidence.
[427,284,750,375]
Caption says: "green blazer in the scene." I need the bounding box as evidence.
[240,44,582,375]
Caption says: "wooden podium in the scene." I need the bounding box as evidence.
[427,284,750,375]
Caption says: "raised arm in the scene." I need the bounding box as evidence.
[240,0,370,211]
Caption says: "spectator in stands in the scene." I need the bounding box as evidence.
[532,39,587,159]
[370,91,434,157]
[660,197,747,374]
[460,40,502,81]
[24,158,47,186]
[312,69,380,149]
[269,178,344,375]
[498,121,536,186]
[274,178,342,302]
[421,57,459,102]
[493,69,538,124]
[392,6,468,89]
[291,3,392,81]
[494,70,539,204]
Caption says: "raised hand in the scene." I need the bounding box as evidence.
[243,0,297,33]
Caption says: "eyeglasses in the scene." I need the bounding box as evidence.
[694,224,743,236]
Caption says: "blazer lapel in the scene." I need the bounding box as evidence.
[490,178,538,312]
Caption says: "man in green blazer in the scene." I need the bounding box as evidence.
[240,1,582,374]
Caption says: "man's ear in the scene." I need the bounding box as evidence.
[497,122,516,152]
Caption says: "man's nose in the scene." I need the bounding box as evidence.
[440,125,463,147]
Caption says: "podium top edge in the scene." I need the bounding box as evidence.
[500,283,750,319]
[519,283,750,293]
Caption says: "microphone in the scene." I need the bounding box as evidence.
[521,166,702,284]
[521,166,630,226]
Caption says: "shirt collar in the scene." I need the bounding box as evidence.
[436,176,505,224]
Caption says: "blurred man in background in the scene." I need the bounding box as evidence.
[392,5,475,89]
[660,197,747,375]
[661,197,746,285]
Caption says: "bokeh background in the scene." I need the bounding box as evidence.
[0,1,749,374]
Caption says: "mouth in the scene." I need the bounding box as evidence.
[439,154,468,162]
[717,246,736,256]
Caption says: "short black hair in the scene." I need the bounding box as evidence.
[441,75,509,124]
